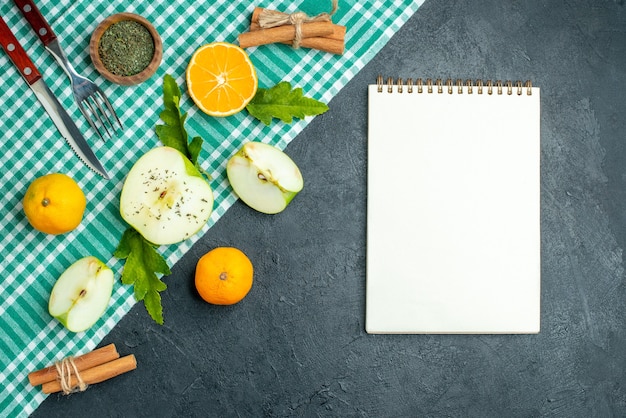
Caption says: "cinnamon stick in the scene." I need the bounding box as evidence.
[41,354,137,394]
[238,21,334,49]
[283,36,345,55]
[250,22,346,42]
[28,343,119,387]
[250,7,264,25]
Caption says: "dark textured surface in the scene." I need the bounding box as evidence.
[33,0,626,416]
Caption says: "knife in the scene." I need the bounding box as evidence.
[0,15,109,179]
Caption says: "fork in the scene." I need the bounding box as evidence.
[14,0,123,140]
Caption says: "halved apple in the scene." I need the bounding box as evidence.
[119,146,214,245]
[48,256,114,333]
[226,142,303,214]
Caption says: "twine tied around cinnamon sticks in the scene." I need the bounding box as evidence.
[28,344,137,395]
[54,357,88,394]
[256,0,338,49]
[238,1,346,55]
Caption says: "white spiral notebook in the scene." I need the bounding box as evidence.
[366,77,541,334]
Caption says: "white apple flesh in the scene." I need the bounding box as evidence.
[120,146,214,245]
[226,142,303,214]
[48,256,114,333]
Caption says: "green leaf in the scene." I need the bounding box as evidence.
[188,136,204,172]
[246,81,329,125]
[114,227,171,325]
[143,289,163,325]
[156,74,205,168]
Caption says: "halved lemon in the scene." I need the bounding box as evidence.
[186,42,258,117]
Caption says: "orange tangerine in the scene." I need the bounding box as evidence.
[195,247,254,305]
[186,42,258,117]
[23,173,86,235]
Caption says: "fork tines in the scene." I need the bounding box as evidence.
[79,89,123,140]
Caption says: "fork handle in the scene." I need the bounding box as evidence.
[13,0,56,46]
[0,15,42,85]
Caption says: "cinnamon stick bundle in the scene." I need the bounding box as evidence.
[239,6,347,55]
[28,343,137,394]
[238,21,334,49]
[28,343,119,386]
[42,355,137,394]
[250,7,346,41]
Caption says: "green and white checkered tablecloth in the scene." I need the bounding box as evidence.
[0,0,424,415]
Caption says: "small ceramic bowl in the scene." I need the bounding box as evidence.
[90,13,163,86]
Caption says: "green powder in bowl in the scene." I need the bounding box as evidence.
[98,20,155,77]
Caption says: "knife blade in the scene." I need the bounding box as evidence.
[0,15,109,179]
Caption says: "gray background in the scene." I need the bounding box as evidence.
[33,0,626,416]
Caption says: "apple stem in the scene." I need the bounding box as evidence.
[42,198,50,207]
[219,272,228,281]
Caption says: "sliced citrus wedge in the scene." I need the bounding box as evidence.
[186,42,258,117]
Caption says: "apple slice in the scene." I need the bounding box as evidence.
[48,256,114,333]
[226,142,303,214]
[119,146,214,245]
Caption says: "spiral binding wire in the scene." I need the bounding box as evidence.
[376,75,533,95]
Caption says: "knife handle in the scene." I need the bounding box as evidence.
[0,16,42,85]
[13,0,56,46]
